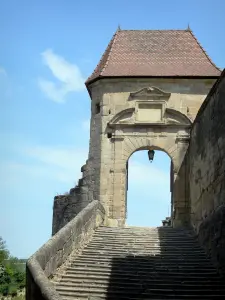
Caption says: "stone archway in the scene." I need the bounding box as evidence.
[105,88,192,227]
[107,133,189,227]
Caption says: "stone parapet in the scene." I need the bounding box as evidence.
[26,200,105,300]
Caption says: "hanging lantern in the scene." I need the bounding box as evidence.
[148,150,155,163]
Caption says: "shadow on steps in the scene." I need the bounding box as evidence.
[105,227,225,300]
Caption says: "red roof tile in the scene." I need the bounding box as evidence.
[86,29,221,85]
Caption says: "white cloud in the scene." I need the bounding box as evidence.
[22,145,88,185]
[1,143,89,191]
[38,49,85,103]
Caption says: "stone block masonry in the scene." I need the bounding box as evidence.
[87,78,215,227]
[178,69,225,275]
[52,162,90,235]
[26,200,105,300]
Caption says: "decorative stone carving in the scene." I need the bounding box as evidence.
[165,108,192,126]
[108,108,135,126]
[129,86,171,101]
[108,106,192,127]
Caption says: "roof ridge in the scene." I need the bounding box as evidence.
[118,29,188,32]
[188,29,221,72]
[100,29,120,76]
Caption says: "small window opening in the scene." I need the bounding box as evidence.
[107,133,112,139]
[95,103,100,114]
[108,109,111,115]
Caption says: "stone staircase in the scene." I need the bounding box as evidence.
[53,226,225,299]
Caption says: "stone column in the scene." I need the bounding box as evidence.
[173,137,190,227]
[108,136,127,227]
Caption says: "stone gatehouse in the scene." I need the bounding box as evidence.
[52,28,220,233]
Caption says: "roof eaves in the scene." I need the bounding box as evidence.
[85,29,119,87]
[100,28,120,76]
[86,74,220,87]
[189,29,222,73]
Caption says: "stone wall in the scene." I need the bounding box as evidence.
[26,200,105,300]
[173,153,190,227]
[52,163,89,235]
[185,69,225,274]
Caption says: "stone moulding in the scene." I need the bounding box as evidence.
[108,107,192,128]
[26,201,105,300]
[108,108,135,126]
[129,86,171,101]
[165,108,192,126]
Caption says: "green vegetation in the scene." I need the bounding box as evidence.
[0,237,26,298]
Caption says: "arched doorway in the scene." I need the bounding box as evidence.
[106,133,189,228]
[126,149,171,227]
[90,86,193,228]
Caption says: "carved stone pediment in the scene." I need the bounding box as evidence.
[108,108,135,125]
[165,108,192,126]
[108,107,192,127]
[129,86,171,101]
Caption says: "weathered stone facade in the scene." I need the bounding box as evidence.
[52,162,89,234]
[27,201,105,300]
[87,78,215,227]
[52,78,216,232]
[52,29,220,233]
[180,70,225,274]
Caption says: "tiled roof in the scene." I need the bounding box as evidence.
[86,29,221,85]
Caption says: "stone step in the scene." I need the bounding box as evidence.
[69,261,216,272]
[95,228,194,236]
[63,271,220,283]
[96,226,190,232]
[70,257,213,267]
[56,285,225,297]
[95,230,194,234]
[65,266,219,277]
[92,238,198,243]
[55,226,224,300]
[91,241,199,247]
[95,228,192,233]
[95,228,193,233]
[81,249,208,257]
[57,277,225,288]
[89,240,202,246]
[85,245,205,253]
[75,254,212,263]
[56,282,225,293]
[58,292,225,300]
[58,274,224,284]
[92,238,199,247]
[94,233,195,239]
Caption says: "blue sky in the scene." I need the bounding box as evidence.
[0,0,224,258]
